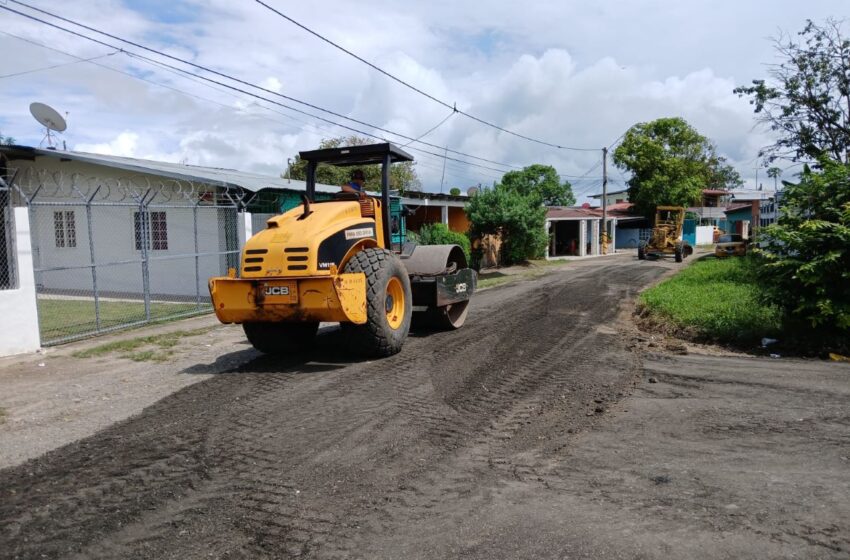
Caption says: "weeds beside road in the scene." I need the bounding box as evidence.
[638,256,781,348]
[638,254,849,356]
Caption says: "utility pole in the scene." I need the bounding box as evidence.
[601,147,608,254]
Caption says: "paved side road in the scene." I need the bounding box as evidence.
[1,252,848,559]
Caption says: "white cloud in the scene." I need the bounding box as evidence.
[1,0,846,197]
[76,131,140,157]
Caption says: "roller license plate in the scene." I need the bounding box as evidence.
[259,281,298,304]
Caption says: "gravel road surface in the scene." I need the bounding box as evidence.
[1,254,847,559]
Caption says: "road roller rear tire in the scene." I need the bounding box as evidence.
[243,321,319,355]
[342,248,412,358]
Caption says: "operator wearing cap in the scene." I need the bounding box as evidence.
[341,169,366,195]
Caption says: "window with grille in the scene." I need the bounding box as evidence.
[53,210,77,248]
[134,211,168,251]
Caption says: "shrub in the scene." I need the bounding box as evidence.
[418,223,471,263]
[754,159,850,340]
[449,187,461,196]
[466,185,548,265]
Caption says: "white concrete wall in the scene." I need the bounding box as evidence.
[695,226,714,246]
[579,220,587,257]
[0,208,40,356]
[591,220,600,255]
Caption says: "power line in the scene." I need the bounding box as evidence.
[4,1,525,173]
[402,108,456,147]
[0,49,119,78]
[253,0,600,152]
[1,31,505,190]
[2,32,503,188]
[0,3,521,177]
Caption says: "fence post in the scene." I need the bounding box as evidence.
[139,190,152,322]
[193,199,201,310]
[86,186,102,331]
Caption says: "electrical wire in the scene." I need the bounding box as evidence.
[402,109,456,147]
[0,6,511,177]
[5,0,523,172]
[4,3,634,189]
[0,49,119,78]
[253,0,600,152]
[1,31,501,188]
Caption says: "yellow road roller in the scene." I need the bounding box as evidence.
[208,143,476,357]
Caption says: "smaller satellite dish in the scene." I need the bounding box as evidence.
[30,102,67,132]
[467,186,479,196]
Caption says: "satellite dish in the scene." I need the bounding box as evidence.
[467,186,479,196]
[29,102,67,149]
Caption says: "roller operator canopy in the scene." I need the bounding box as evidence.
[298,142,414,167]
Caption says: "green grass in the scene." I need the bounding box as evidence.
[638,256,782,346]
[72,327,213,362]
[37,298,204,342]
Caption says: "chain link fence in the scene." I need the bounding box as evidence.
[0,174,16,291]
[9,168,249,345]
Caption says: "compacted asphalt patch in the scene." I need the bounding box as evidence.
[1,253,847,559]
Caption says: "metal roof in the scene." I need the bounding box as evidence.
[0,145,339,194]
[299,142,414,166]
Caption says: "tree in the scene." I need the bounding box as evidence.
[736,19,850,349]
[612,117,742,219]
[449,187,461,196]
[499,164,575,206]
[767,167,783,190]
[734,19,850,164]
[755,158,850,341]
[285,136,421,193]
[466,184,548,266]
[0,131,15,145]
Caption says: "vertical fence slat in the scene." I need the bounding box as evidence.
[139,192,152,322]
[193,202,201,310]
[85,193,101,331]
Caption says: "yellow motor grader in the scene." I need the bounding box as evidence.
[637,205,694,263]
[208,143,476,357]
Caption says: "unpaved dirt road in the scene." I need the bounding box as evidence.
[1,254,848,559]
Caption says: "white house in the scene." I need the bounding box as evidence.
[2,146,342,300]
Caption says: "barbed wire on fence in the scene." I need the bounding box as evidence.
[7,167,261,208]
[2,168,250,345]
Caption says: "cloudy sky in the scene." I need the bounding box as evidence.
[0,0,846,200]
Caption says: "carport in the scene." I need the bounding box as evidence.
[551,220,581,256]
[546,207,603,258]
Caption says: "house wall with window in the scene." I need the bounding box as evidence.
[6,157,238,298]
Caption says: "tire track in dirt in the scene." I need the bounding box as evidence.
[0,255,670,559]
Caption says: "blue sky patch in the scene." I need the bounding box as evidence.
[124,0,198,25]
